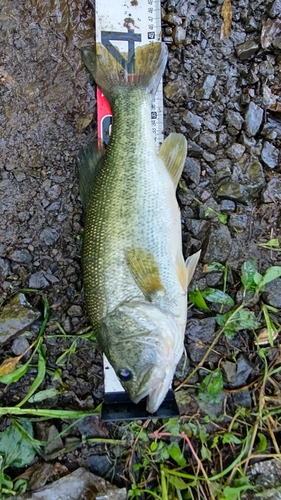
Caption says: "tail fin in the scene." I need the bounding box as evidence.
[80,42,168,104]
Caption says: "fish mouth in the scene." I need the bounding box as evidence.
[129,366,173,414]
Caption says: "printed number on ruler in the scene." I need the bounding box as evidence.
[96,0,163,148]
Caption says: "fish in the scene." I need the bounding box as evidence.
[77,42,201,414]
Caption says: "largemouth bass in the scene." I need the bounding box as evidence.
[78,42,200,413]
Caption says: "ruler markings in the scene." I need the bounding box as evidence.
[96,0,163,147]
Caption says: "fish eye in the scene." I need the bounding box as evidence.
[118,369,132,382]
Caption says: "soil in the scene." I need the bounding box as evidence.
[0,0,281,497]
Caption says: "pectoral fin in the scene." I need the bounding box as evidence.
[158,133,187,188]
[77,142,105,210]
[126,248,165,299]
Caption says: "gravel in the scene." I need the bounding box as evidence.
[1,0,281,491]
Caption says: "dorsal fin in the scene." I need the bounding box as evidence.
[77,142,105,210]
[158,133,187,188]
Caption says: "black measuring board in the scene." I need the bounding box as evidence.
[101,389,179,422]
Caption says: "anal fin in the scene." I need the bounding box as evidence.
[158,133,187,188]
[186,250,201,289]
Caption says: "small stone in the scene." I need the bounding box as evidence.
[164,13,182,25]
[200,190,212,202]
[262,278,281,308]
[226,143,246,160]
[164,79,186,101]
[259,61,274,77]
[221,199,236,213]
[225,109,244,131]
[87,455,115,479]
[168,57,180,72]
[163,36,173,44]
[40,228,60,246]
[204,116,219,132]
[262,124,278,141]
[10,249,32,264]
[0,258,11,280]
[183,157,201,184]
[172,25,186,45]
[197,0,206,14]
[199,197,220,220]
[199,132,218,151]
[246,160,266,198]
[261,141,279,168]
[214,159,232,181]
[222,356,254,387]
[67,305,84,317]
[0,293,41,346]
[202,225,232,263]
[273,35,281,50]
[37,423,64,455]
[236,40,260,60]
[45,273,60,284]
[205,271,223,287]
[195,75,216,100]
[216,176,261,204]
[187,140,203,157]
[229,214,248,230]
[244,16,258,33]
[77,415,109,439]
[176,0,188,16]
[167,0,177,10]
[244,102,264,136]
[186,317,218,363]
[203,151,216,162]
[263,178,281,202]
[47,202,61,212]
[11,336,30,356]
[268,0,281,17]
[15,172,26,182]
[221,360,237,385]
[182,110,202,130]
[17,468,127,500]
[29,271,49,289]
[184,219,210,239]
[48,184,61,200]
[233,389,252,408]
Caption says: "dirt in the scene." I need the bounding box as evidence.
[1,0,281,496]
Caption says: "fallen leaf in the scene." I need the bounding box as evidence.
[0,356,22,376]
[255,327,278,346]
[0,340,35,376]
[76,114,93,132]
[221,0,232,39]
[268,102,281,113]
[261,18,281,48]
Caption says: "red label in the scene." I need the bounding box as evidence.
[97,87,112,149]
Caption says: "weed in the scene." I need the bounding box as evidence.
[1,257,281,500]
